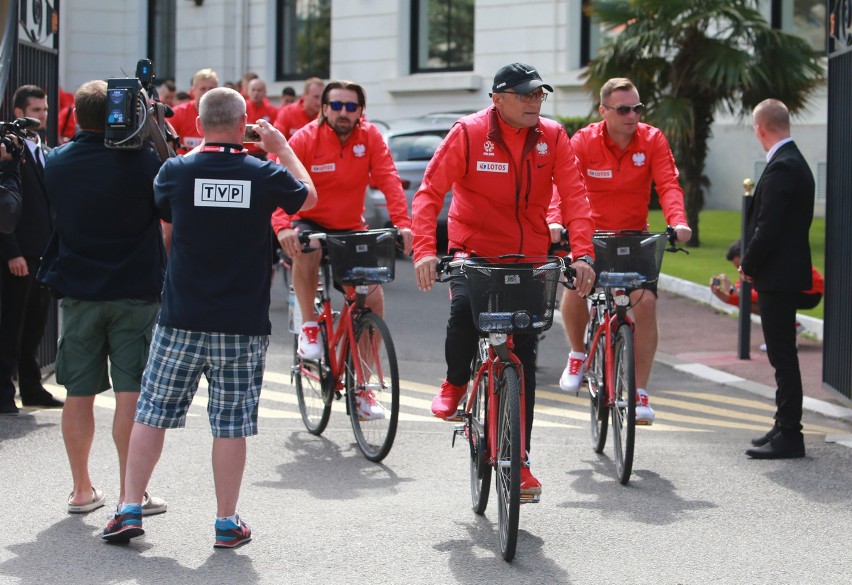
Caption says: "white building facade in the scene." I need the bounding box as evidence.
[56,0,828,213]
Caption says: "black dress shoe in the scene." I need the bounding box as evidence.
[0,401,20,415]
[21,393,64,408]
[746,432,805,459]
[751,424,781,447]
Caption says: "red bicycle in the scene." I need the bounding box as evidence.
[289,228,400,462]
[584,228,684,484]
[438,254,571,561]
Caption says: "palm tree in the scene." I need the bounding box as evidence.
[584,0,824,246]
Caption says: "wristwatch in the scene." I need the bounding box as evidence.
[574,255,594,268]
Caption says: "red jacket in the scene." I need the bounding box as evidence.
[728,267,824,305]
[273,98,315,138]
[170,101,202,154]
[412,106,594,261]
[549,121,687,230]
[271,119,410,232]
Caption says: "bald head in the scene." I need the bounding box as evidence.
[753,99,790,135]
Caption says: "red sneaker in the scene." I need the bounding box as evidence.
[430,380,467,419]
[520,467,542,496]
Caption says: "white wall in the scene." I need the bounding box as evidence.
[56,0,827,216]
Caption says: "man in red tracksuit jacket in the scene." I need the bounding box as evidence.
[273,77,324,139]
[169,68,218,154]
[550,77,692,425]
[272,82,412,417]
[412,63,596,496]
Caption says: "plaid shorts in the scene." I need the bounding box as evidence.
[135,325,269,438]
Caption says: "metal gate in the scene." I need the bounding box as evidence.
[825,0,852,399]
[0,0,60,375]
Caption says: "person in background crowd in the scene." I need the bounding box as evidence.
[169,68,219,153]
[273,77,324,138]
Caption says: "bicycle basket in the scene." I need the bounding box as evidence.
[464,258,562,334]
[325,229,397,285]
[591,232,667,286]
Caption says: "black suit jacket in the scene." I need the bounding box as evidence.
[741,141,814,293]
[0,143,53,260]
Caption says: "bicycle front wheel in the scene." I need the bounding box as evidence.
[294,324,333,435]
[611,323,636,485]
[469,360,491,515]
[586,305,609,453]
[495,365,521,562]
[345,312,400,462]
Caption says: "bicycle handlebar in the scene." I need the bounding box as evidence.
[435,254,577,285]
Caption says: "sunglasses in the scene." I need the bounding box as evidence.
[328,101,360,112]
[602,103,645,115]
[502,91,548,103]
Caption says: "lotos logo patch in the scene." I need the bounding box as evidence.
[476,161,509,173]
[587,168,613,179]
[311,163,336,173]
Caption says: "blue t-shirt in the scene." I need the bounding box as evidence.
[155,144,308,335]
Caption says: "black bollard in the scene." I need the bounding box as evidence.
[738,178,754,360]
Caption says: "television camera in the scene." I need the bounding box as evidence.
[104,58,176,161]
[0,117,42,159]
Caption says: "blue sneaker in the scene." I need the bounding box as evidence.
[102,504,144,543]
[214,515,252,549]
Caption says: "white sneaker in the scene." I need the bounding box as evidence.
[635,388,655,424]
[559,352,586,392]
[298,322,322,360]
[356,389,385,421]
[759,341,797,352]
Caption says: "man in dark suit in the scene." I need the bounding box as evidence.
[0,85,62,415]
[740,98,815,459]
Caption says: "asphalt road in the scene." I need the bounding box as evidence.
[2,258,851,585]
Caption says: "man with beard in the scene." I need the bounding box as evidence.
[271,81,411,389]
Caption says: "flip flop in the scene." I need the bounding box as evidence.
[68,487,106,514]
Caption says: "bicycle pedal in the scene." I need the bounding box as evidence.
[520,494,541,504]
[636,420,652,426]
[444,410,465,423]
[451,425,465,447]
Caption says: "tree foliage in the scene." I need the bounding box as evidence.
[584,0,824,246]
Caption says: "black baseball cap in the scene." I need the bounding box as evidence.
[491,63,553,94]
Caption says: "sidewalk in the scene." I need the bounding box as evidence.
[655,275,852,427]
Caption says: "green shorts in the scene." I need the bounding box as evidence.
[55,298,160,396]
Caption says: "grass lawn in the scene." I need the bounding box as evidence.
[647,210,825,320]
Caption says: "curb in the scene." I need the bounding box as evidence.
[553,274,852,446]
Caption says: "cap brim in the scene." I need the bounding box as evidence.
[510,80,553,94]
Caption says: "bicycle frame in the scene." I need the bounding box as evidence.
[464,333,535,502]
[585,289,634,407]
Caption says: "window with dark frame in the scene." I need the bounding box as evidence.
[411,0,474,73]
[275,0,330,81]
[147,0,176,82]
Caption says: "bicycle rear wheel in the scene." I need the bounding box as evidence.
[586,304,609,453]
[469,360,491,515]
[611,323,636,485]
[495,365,521,562]
[346,312,400,462]
[294,324,333,435]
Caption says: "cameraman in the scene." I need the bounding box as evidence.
[0,139,22,235]
[37,80,168,515]
[0,85,59,415]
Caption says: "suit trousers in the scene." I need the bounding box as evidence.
[0,257,51,402]
[446,276,538,451]
[757,290,803,433]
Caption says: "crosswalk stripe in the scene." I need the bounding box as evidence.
[43,371,848,437]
